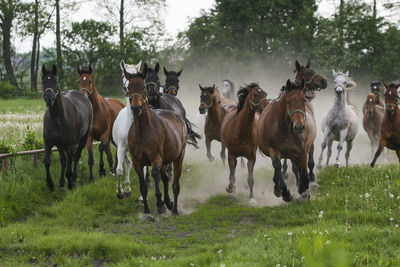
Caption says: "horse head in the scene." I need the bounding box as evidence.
[370,80,381,95]
[383,82,400,116]
[164,67,182,96]
[199,84,216,114]
[120,60,142,96]
[78,65,95,99]
[295,59,327,100]
[332,69,349,99]
[237,83,268,114]
[285,79,307,135]
[122,63,147,117]
[221,79,234,99]
[144,62,161,100]
[365,93,379,116]
[42,64,60,107]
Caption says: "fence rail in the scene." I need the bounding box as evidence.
[0,142,99,177]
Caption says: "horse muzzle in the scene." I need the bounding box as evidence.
[293,124,305,135]
[43,93,55,107]
[131,105,143,116]
[335,86,344,96]
[199,107,207,114]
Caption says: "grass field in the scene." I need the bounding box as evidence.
[0,98,400,266]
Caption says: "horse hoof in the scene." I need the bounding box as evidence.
[124,190,131,197]
[47,183,54,192]
[296,192,310,203]
[110,170,116,176]
[165,200,174,211]
[226,185,235,194]
[208,156,215,162]
[334,164,339,168]
[274,186,282,197]
[99,169,106,176]
[157,204,166,214]
[282,190,293,202]
[59,187,66,193]
[309,173,316,182]
[172,209,179,216]
[370,163,375,168]
[116,191,124,199]
[143,214,155,221]
[249,198,257,205]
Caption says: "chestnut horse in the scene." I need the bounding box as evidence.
[163,67,182,96]
[221,83,268,202]
[78,66,125,180]
[371,83,400,167]
[258,79,316,202]
[42,64,93,191]
[363,93,384,153]
[199,84,235,163]
[123,67,187,215]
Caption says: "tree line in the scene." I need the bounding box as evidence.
[1,0,400,97]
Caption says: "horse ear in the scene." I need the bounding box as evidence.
[155,62,160,73]
[142,63,148,78]
[295,60,301,71]
[163,66,168,76]
[306,58,310,68]
[177,69,183,76]
[89,65,93,75]
[383,82,388,90]
[122,64,132,81]
[211,84,215,94]
[332,69,337,78]
[286,79,291,90]
[52,64,57,75]
[120,60,125,71]
[199,84,203,91]
[136,60,142,72]
[42,64,48,75]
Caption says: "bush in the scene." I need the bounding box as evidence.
[0,81,16,99]
[22,126,43,151]
[0,140,12,154]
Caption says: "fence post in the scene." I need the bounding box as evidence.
[32,153,38,168]
[2,158,7,177]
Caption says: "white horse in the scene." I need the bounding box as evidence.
[318,70,359,167]
[112,59,141,199]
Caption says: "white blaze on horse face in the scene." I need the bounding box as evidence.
[83,77,86,81]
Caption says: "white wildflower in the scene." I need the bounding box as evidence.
[288,232,293,236]
[390,193,394,199]
[365,193,370,198]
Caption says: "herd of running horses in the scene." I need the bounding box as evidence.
[40,59,400,215]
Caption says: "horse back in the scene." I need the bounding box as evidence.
[160,94,186,120]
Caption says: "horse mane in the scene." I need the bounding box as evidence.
[236,82,259,114]
[214,86,223,102]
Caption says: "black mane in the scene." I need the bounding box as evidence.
[236,82,259,114]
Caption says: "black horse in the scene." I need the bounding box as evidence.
[42,64,93,191]
[145,62,201,148]
[163,67,182,96]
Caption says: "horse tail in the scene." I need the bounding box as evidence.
[185,118,201,148]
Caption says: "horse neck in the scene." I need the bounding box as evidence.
[277,93,291,128]
[90,84,102,109]
[334,91,347,110]
[346,89,351,106]
[148,94,161,108]
[236,97,256,132]
[133,104,152,134]
[208,96,223,121]
[48,92,65,119]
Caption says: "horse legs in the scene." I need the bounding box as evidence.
[145,166,151,188]
[115,146,126,199]
[226,152,237,193]
[58,148,66,192]
[206,137,214,161]
[282,159,289,180]
[395,150,400,163]
[43,141,54,191]
[247,156,256,203]
[318,129,330,168]
[345,139,353,167]
[335,129,348,167]
[98,139,107,176]
[326,139,333,166]
[271,154,292,202]
[371,139,386,168]
[86,137,94,182]
[72,134,87,187]
[172,155,184,216]
[104,142,114,175]
[160,166,173,211]
[65,149,74,190]
[123,154,132,197]
[220,143,226,166]
[308,144,315,182]
[296,153,309,195]
[132,160,150,213]
[151,161,166,214]
[291,159,300,186]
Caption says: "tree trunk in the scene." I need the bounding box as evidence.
[0,1,19,90]
[55,0,63,85]
[119,0,124,54]
[35,39,40,90]
[30,0,39,91]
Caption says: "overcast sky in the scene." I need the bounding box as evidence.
[14,0,393,53]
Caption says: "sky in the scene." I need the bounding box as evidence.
[14,0,393,53]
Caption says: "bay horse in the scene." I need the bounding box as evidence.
[112,60,142,199]
[78,65,125,180]
[144,62,201,148]
[42,64,93,191]
[371,83,400,167]
[220,83,268,202]
[258,79,316,202]
[163,67,182,96]
[282,59,327,182]
[363,93,384,153]
[318,70,359,168]
[123,66,187,215]
[199,84,235,163]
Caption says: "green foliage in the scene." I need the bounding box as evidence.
[0,140,12,154]
[22,125,43,151]
[0,80,16,99]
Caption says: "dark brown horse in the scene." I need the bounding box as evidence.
[220,83,268,202]
[42,64,93,191]
[78,66,125,180]
[163,67,182,96]
[371,83,400,167]
[123,67,187,215]
[199,84,235,163]
[363,93,384,153]
[258,79,316,202]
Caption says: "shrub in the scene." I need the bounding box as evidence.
[22,126,43,151]
[0,140,12,154]
[0,81,16,99]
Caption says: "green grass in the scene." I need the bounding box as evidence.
[1,157,400,266]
